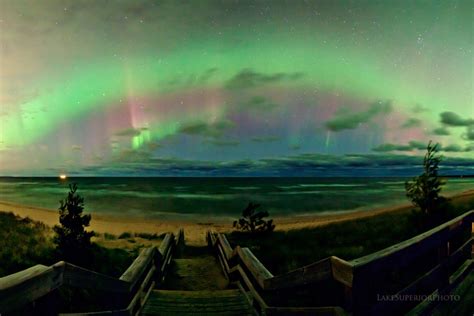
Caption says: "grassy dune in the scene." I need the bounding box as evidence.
[0,211,138,278]
[227,197,474,275]
[0,212,54,276]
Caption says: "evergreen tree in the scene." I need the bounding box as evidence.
[405,141,447,219]
[54,183,94,264]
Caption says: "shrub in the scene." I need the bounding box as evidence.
[233,202,275,233]
[118,232,132,239]
[103,233,117,240]
[134,232,163,240]
[53,184,94,265]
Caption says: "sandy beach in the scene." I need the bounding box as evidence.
[1,189,473,245]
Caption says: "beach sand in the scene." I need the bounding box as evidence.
[1,189,473,245]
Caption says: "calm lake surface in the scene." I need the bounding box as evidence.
[0,177,472,220]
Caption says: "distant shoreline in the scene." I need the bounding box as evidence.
[1,189,473,245]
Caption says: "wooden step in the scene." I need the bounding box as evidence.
[141,289,255,315]
[162,257,229,290]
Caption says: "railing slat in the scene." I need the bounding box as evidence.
[351,210,473,269]
[265,257,332,290]
[63,263,129,293]
[217,234,233,260]
[237,247,274,289]
[0,262,65,313]
[119,247,155,290]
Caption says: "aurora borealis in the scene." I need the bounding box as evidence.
[0,1,473,176]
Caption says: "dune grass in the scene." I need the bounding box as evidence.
[0,211,135,278]
[0,212,54,276]
[227,198,474,275]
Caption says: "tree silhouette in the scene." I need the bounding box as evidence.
[405,141,447,220]
[233,202,275,233]
[54,183,94,264]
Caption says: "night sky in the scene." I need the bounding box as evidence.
[0,1,473,176]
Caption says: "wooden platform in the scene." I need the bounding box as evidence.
[141,289,255,315]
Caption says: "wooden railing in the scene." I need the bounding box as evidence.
[207,231,347,315]
[208,210,473,316]
[0,229,184,315]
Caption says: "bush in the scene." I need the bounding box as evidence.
[134,232,164,240]
[103,233,117,240]
[54,184,95,265]
[118,232,132,239]
[233,202,275,233]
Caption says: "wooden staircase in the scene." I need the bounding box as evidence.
[141,245,256,315]
[142,289,255,315]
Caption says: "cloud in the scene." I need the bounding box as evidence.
[401,118,422,129]
[372,143,412,152]
[251,136,280,143]
[462,125,474,141]
[242,96,279,111]
[177,119,234,138]
[204,139,240,146]
[372,141,471,153]
[412,104,428,113]
[325,100,392,132]
[115,128,142,137]
[432,127,450,136]
[442,144,465,152]
[408,140,427,150]
[44,151,474,177]
[225,69,304,89]
[440,112,474,127]
[167,68,218,87]
[71,145,82,151]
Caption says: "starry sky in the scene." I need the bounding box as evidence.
[0,0,473,176]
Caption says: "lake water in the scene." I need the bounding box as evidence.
[0,177,472,220]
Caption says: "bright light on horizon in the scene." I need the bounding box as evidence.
[59,174,67,180]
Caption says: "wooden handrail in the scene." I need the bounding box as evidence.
[0,262,64,311]
[63,262,130,293]
[236,247,274,289]
[208,209,473,315]
[265,257,333,290]
[350,210,473,268]
[0,231,179,315]
[120,247,155,289]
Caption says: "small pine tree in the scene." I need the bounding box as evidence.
[233,202,275,233]
[54,183,94,264]
[405,141,447,220]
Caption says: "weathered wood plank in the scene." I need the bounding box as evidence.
[229,265,268,310]
[63,262,129,293]
[217,234,233,260]
[0,262,64,313]
[265,257,332,290]
[370,261,447,315]
[351,211,473,269]
[331,256,353,287]
[159,233,173,256]
[265,306,347,316]
[119,247,155,289]
[237,247,273,289]
[59,309,129,316]
[126,266,156,315]
[216,244,231,277]
[446,237,472,273]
